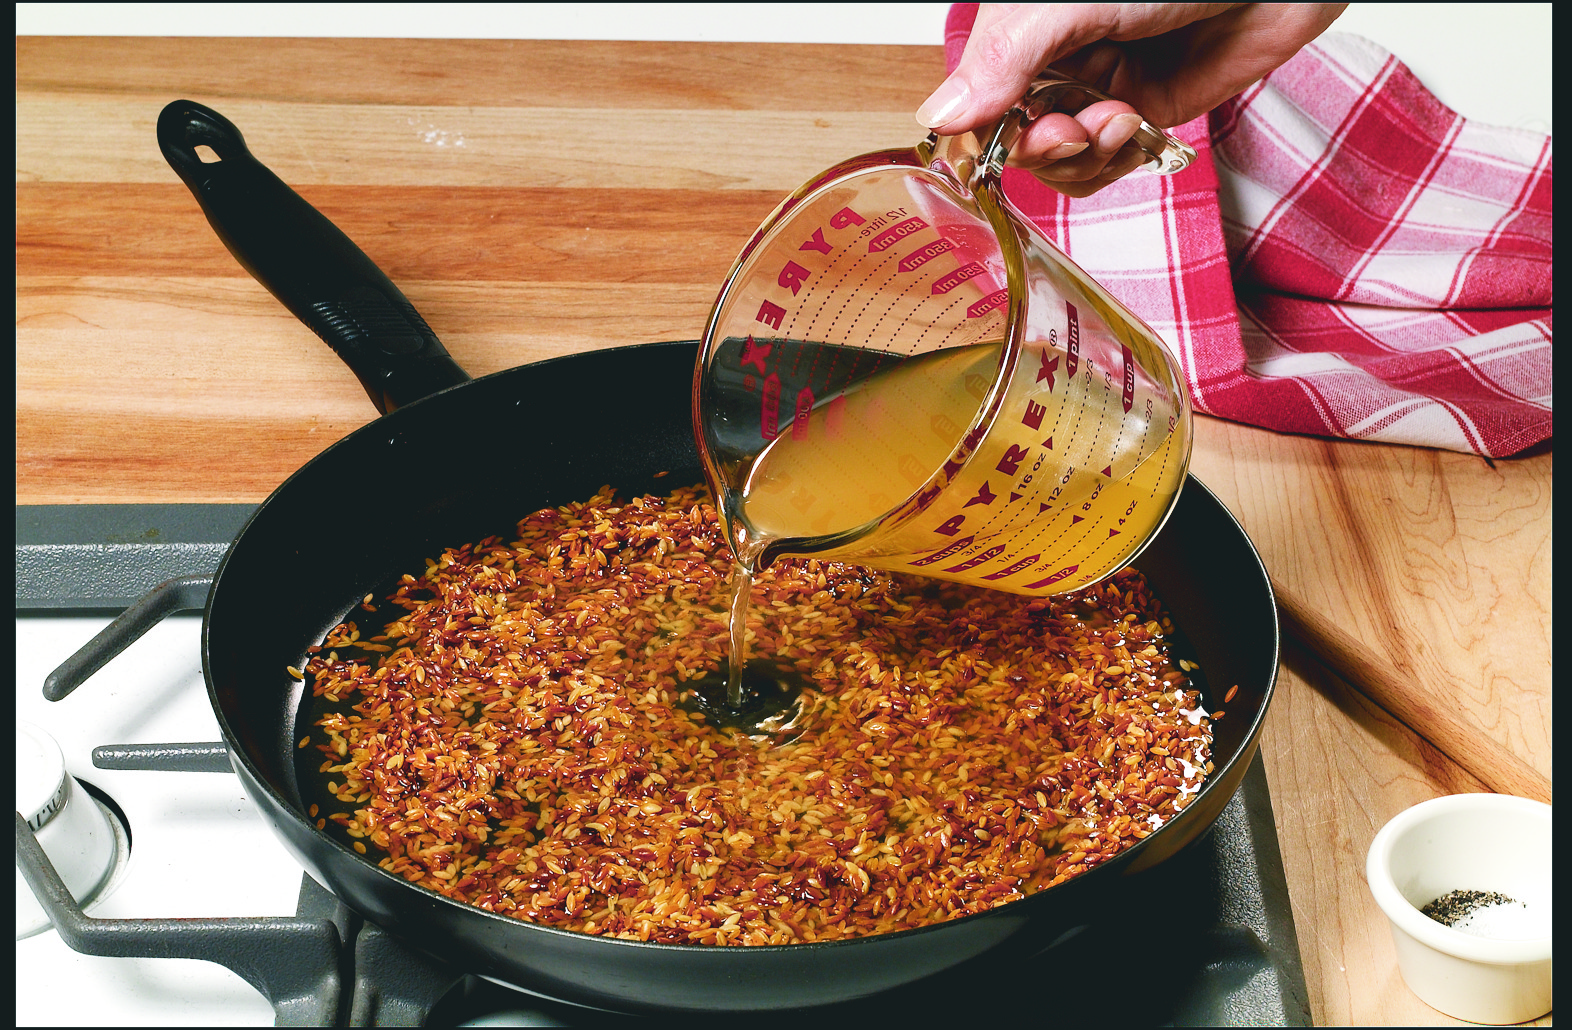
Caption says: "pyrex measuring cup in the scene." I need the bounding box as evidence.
[695,75,1198,595]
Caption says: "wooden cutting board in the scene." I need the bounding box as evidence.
[15,36,1552,1026]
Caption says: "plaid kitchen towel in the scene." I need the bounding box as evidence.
[946,5,1552,456]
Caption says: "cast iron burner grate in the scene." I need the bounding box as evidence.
[18,756,1306,1026]
[16,503,1310,1026]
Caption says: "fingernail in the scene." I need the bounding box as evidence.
[1097,148,1150,182]
[1044,140,1090,160]
[916,77,970,129]
[1097,113,1144,152]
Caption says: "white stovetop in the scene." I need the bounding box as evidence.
[16,615,293,1027]
[13,5,1551,1024]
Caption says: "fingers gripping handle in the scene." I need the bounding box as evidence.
[978,76,1197,185]
[157,100,470,413]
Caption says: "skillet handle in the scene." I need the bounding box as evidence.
[157,99,471,414]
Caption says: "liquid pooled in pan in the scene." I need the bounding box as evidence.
[299,484,1212,945]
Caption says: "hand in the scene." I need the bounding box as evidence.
[919,3,1348,196]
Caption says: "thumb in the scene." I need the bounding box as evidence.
[918,4,1117,133]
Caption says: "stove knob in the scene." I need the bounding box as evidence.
[16,722,119,939]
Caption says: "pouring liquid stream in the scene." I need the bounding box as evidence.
[708,333,1186,730]
[706,341,984,722]
[701,308,1191,742]
[684,530,807,736]
[724,557,757,707]
[693,74,1199,740]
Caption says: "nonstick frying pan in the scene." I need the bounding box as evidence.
[134,100,1281,1012]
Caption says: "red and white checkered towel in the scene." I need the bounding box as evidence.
[946,5,1552,457]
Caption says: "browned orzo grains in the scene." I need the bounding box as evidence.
[307,485,1212,945]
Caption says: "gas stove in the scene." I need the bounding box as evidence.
[16,504,1310,1026]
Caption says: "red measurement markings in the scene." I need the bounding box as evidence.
[868,217,929,253]
[760,373,781,440]
[744,207,867,444]
[898,237,954,272]
[1066,302,1081,377]
[931,262,987,295]
[967,288,1009,318]
[792,387,815,440]
[1121,344,1135,413]
[982,553,1040,580]
[910,535,976,566]
[943,545,1005,574]
[1024,564,1080,589]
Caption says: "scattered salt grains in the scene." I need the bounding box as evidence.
[1451,900,1549,940]
[1421,889,1550,940]
[302,484,1213,946]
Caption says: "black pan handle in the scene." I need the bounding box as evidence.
[157,99,471,414]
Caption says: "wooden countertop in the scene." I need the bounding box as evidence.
[16,37,1551,1026]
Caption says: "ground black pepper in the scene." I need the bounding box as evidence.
[1420,889,1516,927]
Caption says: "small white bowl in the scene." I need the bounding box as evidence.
[15,721,121,939]
[1366,793,1552,1024]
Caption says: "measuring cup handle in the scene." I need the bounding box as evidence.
[980,75,1198,183]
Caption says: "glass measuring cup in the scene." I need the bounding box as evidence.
[695,75,1198,596]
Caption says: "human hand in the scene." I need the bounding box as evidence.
[919,3,1347,196]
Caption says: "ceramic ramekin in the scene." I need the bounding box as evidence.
[1366,793,1551,1024]
[15,721,119,939]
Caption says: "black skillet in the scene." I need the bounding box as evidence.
[150,100,1279,1013]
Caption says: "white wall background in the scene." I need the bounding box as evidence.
[15,3,1552,133]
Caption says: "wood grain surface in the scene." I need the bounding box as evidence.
[1189,423,1553,798]
[15,36,1552,1026]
